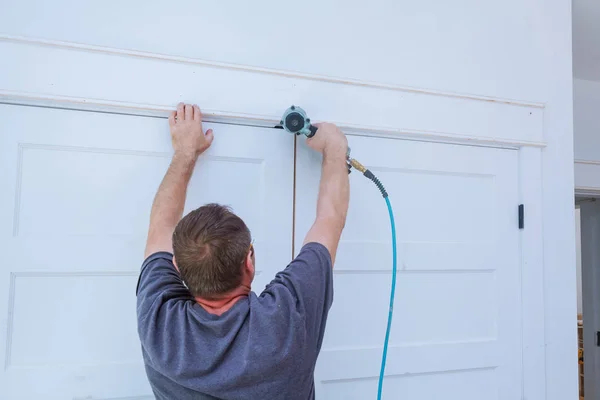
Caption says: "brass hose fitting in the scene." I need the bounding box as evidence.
[349,158,367,174]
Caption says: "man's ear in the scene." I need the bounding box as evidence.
[244,251,254,274]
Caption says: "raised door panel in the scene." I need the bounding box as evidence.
[295,135,521,399]
[0,105,294,400]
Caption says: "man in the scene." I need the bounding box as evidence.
[136,102,349,400]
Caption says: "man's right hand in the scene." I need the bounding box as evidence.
[307,123,348,159]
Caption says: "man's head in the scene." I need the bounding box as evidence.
[172,204,254,298]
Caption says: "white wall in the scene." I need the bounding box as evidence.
[0,1,576,399]
[574,78,600,190]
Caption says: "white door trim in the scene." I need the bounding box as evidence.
[519,147,547,400]
[0,90,547,149]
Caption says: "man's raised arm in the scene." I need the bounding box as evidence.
[303,123,350,265]
[144,103,214,258]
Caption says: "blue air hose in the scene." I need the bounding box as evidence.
[348,160,397,399]
[377,196,397,400]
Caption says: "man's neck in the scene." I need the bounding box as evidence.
[195,285,250,316]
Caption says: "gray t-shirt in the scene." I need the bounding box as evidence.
[136,242,333,400]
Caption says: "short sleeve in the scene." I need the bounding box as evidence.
[136,252,192,323]
[260,242,334,351]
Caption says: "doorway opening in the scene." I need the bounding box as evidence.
[575,194,600,400]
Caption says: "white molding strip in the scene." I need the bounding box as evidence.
[575,187,600,197]
[575,159,600,166]
[0,90,547,149]
[0,34,545,110]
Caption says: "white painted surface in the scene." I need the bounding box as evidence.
[574,79,600,161]
[574,79,600,189]
[573,0,600,81]
[295,135,521,398]
[518,147,547,400]
[0,105,294,400]
[0,38,544,147]
[0,0,546,102]
[0,0,576,399]
[540,1,577,396]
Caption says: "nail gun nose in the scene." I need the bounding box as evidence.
[280,105,317,137]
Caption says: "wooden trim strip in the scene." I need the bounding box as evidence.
[0,34,546,110]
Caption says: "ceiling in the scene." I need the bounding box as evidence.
[573,0,600,81]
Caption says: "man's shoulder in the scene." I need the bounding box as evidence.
[284,242,333,286]
[296,242,332,263]
[141,251,175,275]
[136,251,176,295]
[135,251,194,328]
[254,241,333,318]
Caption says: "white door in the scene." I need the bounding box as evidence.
[295,135,521,399]
[0,105,294,400]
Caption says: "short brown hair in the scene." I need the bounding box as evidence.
[172,204,251,297]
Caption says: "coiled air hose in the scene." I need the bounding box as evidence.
[348,158,397,400]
